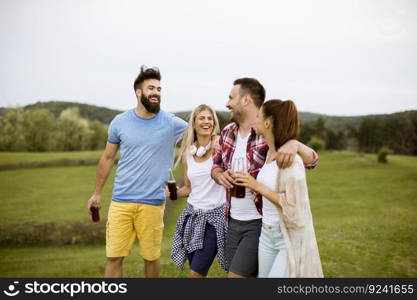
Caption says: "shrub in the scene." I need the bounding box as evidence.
[308,136,326,152]
[377,147,393,163]
[0,221,106,246]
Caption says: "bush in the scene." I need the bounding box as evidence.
[377,147,393,163]
[308,136,326,152]
[0,221,106,246]
[0,106,108,152]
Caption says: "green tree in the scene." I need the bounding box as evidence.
[383,116,416,155]
[23,109,56,151]
[299,122,315,145]
[89,120,108,150]
[357,117,383,153]
[56,107,92,151]
[0,108,27,151]
[326,128,347,150]
[313,117,327,140]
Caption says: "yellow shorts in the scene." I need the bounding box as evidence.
[106,200,165,261]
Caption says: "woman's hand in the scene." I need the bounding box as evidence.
[234,171,260,192]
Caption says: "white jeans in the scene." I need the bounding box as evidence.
[258,223,289,278]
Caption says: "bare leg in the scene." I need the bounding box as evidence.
[144,258,160,278]
[228,271,247,278]
[189,270,206,278]
[104,257,124,278]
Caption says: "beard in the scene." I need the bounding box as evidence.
[230,109,243,125]
[141,93,161,114]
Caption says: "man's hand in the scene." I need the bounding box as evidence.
[213,169,235,189]
[275,139,299,169]
[87,194,101,214]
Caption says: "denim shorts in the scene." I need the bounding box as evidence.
[225,218,262,277]
[258,223,289,277]
[186,223,218,276]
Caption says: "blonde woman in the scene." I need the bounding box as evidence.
[170,104,227,278]
[234,100,323,277]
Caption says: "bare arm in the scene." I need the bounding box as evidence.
[87,142,119,213]
[297,141,317,166]
[177,158,191,199]
[234,172,282,207]
[276,140,318,169]
[211,167,235,189]
[254,181,283,207]
[235,163,308,230]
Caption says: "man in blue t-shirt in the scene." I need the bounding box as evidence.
[87,66,187,278]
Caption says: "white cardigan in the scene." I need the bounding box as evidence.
[275,155,323,278]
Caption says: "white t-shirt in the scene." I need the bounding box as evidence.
[230,132,262,221]
[186,154,225,210]
[256,159,280,226]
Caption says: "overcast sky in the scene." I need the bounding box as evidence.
[1,0,416,116]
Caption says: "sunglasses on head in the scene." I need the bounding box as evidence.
[141,65,160,73]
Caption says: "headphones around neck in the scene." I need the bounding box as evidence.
[189,142,212,157]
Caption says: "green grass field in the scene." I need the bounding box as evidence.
[0,151,416,277]
[307,152,417,277]
[0,165,114,223]
[0,151,103,166]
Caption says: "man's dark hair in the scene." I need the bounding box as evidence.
[233,77,266,108]
[133,66,161,91]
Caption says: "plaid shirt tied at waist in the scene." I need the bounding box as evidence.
[171,203,227,270]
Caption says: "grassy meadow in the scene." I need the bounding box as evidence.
[0,151,416,277]
[0,151,103,165]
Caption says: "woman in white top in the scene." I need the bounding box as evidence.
[234,99,323,277]
[170,104,227,278]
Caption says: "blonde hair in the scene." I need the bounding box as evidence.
[174,104,220,168]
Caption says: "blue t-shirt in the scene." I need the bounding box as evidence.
[108,109,187,205]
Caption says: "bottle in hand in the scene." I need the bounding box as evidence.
[90,206,100,223]
[232,157,246,198]
[168,169,178,200]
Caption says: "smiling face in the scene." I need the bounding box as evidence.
[137,78,161,114]
[193,109,215,138]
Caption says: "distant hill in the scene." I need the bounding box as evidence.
[23,101,123,124]
[1,101,415,133]
[159,109,382,132]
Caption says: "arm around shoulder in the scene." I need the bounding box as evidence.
[296,141,319,169]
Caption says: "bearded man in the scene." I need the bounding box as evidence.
[87,65,187,277]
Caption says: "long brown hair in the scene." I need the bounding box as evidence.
[262,99,300,150]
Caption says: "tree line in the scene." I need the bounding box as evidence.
[0,107,107,151]
[299,111,417,155]
[1,105,416,155]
